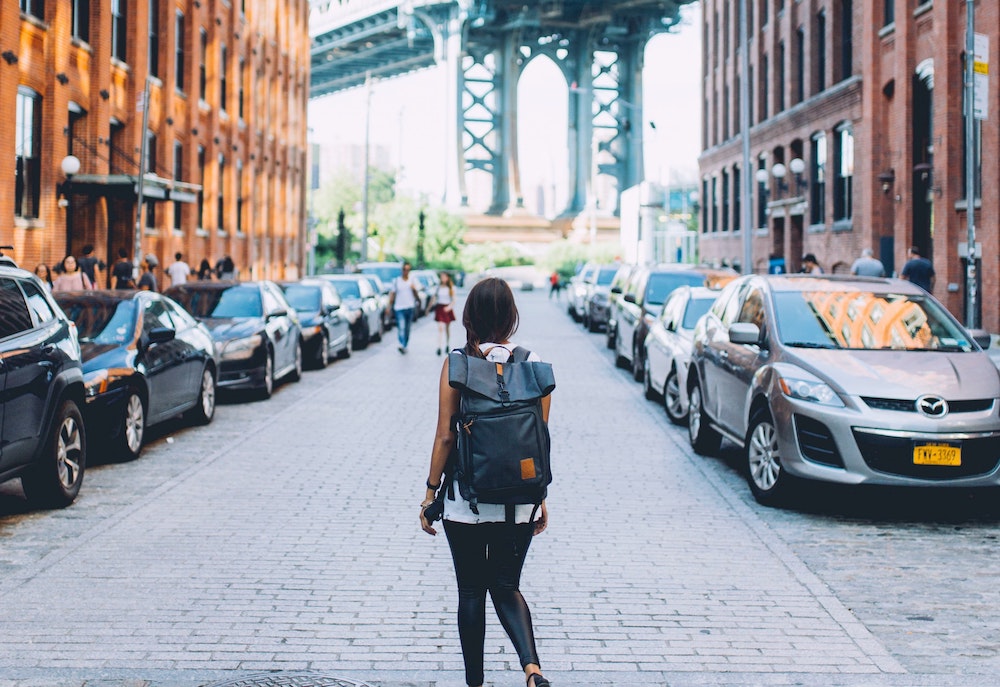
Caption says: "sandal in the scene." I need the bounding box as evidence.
[527,674,551,687]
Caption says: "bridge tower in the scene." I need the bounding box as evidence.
[310,1,693,217]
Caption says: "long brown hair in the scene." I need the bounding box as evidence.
[462,277,519,358]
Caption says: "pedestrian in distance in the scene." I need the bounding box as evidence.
[217,255,236,280]
[34,263,53,292]
[800,253,824,274]
[112,248,136,289]
[167,252,191,286]
[77,244,106,288]
[388,260,420,354]
[850,248,886,278]
[901,246,935,292]
[137,253,159,292]
[197,258,214,280]
[548,271,561,299]
[420,277,553,687]
[52,255,93,292]
[434,271,457,355]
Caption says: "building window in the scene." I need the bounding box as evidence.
[796,27,805,103]
[721,169,730,232]
[148,0,159,77]
[701,178,709,233]
[14,87,41,219]
[711,176,718,233]
[197,146,205,229]
[220,45,228,112]
[833,126,854,221]
[761,54,770,120]
[713,11,719,68]
[72,0,90,41]
[199,28,207,100]
[173,141,183,231]
[810,132,826,225]
[723,4,730,60]
[217,157,226,232]
[760,0,768,26]
[19,0,44,20]
[111,0,127,62]
[722,84,730,140]
[883,0,894,27]
[175,12,185,91]
[748,65,754,125]
[236,160,244,234]
[757,157,767,229]
[777,41,786,112]
[146,131,158,228]
[839,0,853,82]
[733,165,742,232]
[238,58,246,120]
[815,11,827,93]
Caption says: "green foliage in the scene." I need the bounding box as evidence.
[460,243,533,273]
[540,240,623,279]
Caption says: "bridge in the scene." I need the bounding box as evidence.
[310,0,695,228]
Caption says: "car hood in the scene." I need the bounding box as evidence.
[296,310,322,327]
[200,317,263,342]
[79,343,133,372]
[788,348,1000,399]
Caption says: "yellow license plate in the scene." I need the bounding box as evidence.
[913,444,961,466]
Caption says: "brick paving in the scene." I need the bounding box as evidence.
[0,286,997,686]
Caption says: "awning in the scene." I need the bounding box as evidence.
[65,173,202,203]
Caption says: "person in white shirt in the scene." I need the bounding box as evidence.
[434,271,456,355]
[388,261,420,353]
[166,252,191,286]
[420,277,552,687]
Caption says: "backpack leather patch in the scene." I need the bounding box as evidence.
[520,458,536,480]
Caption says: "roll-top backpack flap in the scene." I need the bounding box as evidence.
[448,351,554,403]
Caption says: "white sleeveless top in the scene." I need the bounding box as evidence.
[436,285,453,306]
[443,342,544,525]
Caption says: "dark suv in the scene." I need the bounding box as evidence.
[0,267,87,508]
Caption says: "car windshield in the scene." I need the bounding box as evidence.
[681,297,716,329]
[61,299,137,345]
[646,273,708,306]
[173,287,263,318]
[360,265,401,283]
[774,290,975,351]
[331,280,361,299]
[596,268,617,286]
[282,284,321,312]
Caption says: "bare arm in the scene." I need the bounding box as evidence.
[420,358,460,535]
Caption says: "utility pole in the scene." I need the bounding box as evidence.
[133,76,152,279]
[739,0,753,275]
[964,0,978,328]
[361,72,373,263]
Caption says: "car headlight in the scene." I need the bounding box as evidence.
[777,374,844,407]
[220,335,263,361]
[83,369,109,398]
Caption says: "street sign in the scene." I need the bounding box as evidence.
[974,33,989,120]
[958,241,982,259]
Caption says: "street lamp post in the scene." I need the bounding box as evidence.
[360,72,373,264]
[60,154,81,255]
[134,76,152,279]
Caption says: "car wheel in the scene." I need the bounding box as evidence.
[632,344,644,382]
[116,390,146,461]
[746,408,793,506]
[21,399,86,509]
[643,356,658,401]
[187,367,216,425]
[356,322,370,350]
[606,324,616,350]
[288,342,303,382]
[259,351,275,400]
[372,316,383,343]
[614,331,629,369]
[315,334,330,369]
[588,315,601,333]
[687,380,722,455]
[664,367,687,425]
[581,311,590,329]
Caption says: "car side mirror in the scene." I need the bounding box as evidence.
[147,327,176,345]
[969,328,993,350]
[267,309,288,320]
[610,286,622,295]
[623,293,637,304]
[729,322,762,346]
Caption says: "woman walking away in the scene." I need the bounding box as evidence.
[420,277,553,687]
[52,255,93,292]
[197,258,214,280]
[434,271,457,355]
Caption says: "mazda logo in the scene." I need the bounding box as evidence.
[916,395,949,417]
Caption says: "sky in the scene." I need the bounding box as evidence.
[307,4,702,214]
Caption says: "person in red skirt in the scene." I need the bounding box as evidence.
[434,271,457,355]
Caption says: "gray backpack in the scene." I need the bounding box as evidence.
[447,346,555,521]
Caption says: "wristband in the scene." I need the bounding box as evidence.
[426,479,441,490]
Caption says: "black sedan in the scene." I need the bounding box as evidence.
[54,290,218,461]
[164,281,302,399]
[277,279,352,368]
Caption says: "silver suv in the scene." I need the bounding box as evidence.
[687,274,1000,505]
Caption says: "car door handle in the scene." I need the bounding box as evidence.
[719,350,729,359]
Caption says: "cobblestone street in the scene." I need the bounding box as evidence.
[0,287,999,687]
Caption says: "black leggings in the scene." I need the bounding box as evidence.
[443,520,540,686]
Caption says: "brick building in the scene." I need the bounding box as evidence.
[698,0,999,329]
[1,0,310,284]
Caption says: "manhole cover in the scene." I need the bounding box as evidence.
[203,672,374,687]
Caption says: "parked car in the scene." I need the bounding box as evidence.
[164,281,302,399]
[686,274,1000,505]
[613,264,737,381]
[567,264,597,322]
[582,264,621,332]
[0,266,87,508]
[358,273,394,331]
[357,261,403,288]
[318,274,383,348]
[55,290,217,461]
[411,269,440,316]
[605,263,638,350]
[277,279,352,368]
[642,286,720,424]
